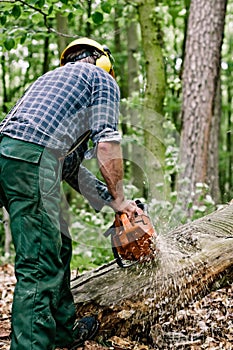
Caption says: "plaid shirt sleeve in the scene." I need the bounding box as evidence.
[88,70,121,146]
[62,151,113,211]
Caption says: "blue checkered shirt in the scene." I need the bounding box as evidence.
[1,62,121,210]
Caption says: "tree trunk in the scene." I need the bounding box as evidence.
[1,53,8,114]
[178,0,227,214]
[220,30,233,202]
[208,77,221,203]
[126,9,145,197]
[42,35,50,74]
[86,0,92,37]
[137,0,168,201]
[71,202,233,345]
[56,13,69,57]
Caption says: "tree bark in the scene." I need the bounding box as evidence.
[56,13,69,57]
[220,29,233,202]
[208,77,221,203]
[126,8,145,197]
[178,0,227,214]
[137,0,168,201]
[71,202,233,344]
[1,53,8,114]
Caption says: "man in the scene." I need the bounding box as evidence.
[0,37,138,350]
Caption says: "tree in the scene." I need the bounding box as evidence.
[125,6,146,196]
[220,2,233,202]
[177,0,228,214]
[136,0,168,201]
[70,201,233,347]
[56,13,69,57]
[0,0,232,261]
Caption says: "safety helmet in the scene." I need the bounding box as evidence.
[60,37,115,77]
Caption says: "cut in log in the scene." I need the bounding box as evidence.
[71,202,233,344]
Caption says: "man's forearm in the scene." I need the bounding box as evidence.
[97,141,138,218]
[97,141,125,202]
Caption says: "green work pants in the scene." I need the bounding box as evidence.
[0,136,76,349]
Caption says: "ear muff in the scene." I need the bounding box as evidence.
[60,37,115,77]
[96,54,112,73]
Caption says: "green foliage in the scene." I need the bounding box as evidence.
[4,38,16,51]
[101,1,112,14]
[12,5,21,19]
[91,11,104,24]
[0,0,119,52]
[219,2,233,202]
[0,0,121,109]
[0,0,232,271]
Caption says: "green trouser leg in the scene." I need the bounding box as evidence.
[0,137,76,350]
[54,218,76,348]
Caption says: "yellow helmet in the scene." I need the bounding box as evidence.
[60,37,115,77]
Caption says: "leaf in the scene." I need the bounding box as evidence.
[4,38,15,50]
[0,15,7,25]
[101,2,112,14]
[20,32,27,45]
[60,0,68,4]
[36,0,45,8]
[30,12,43,24]
[73,3,81,10]
[92,11,103,24]
[12,5,21,19]
[48,5,53,15]
[68,13,73,21]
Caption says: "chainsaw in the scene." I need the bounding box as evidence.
[104,200,157,268]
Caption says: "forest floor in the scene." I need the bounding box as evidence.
[0,263,232,350]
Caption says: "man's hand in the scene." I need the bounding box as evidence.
[109,198,139,221]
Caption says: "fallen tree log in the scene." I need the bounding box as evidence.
[71,202,233,345]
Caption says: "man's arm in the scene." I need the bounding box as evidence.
[62,152,113,211]
[97,141,137,219]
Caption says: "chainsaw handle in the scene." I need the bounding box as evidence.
[120,213,132,231]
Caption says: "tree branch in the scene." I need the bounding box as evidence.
[0,0,77,38]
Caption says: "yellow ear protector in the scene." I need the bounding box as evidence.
[60,37,115,77]
[96,54,112,73]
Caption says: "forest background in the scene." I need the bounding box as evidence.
[0,0,232,271]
